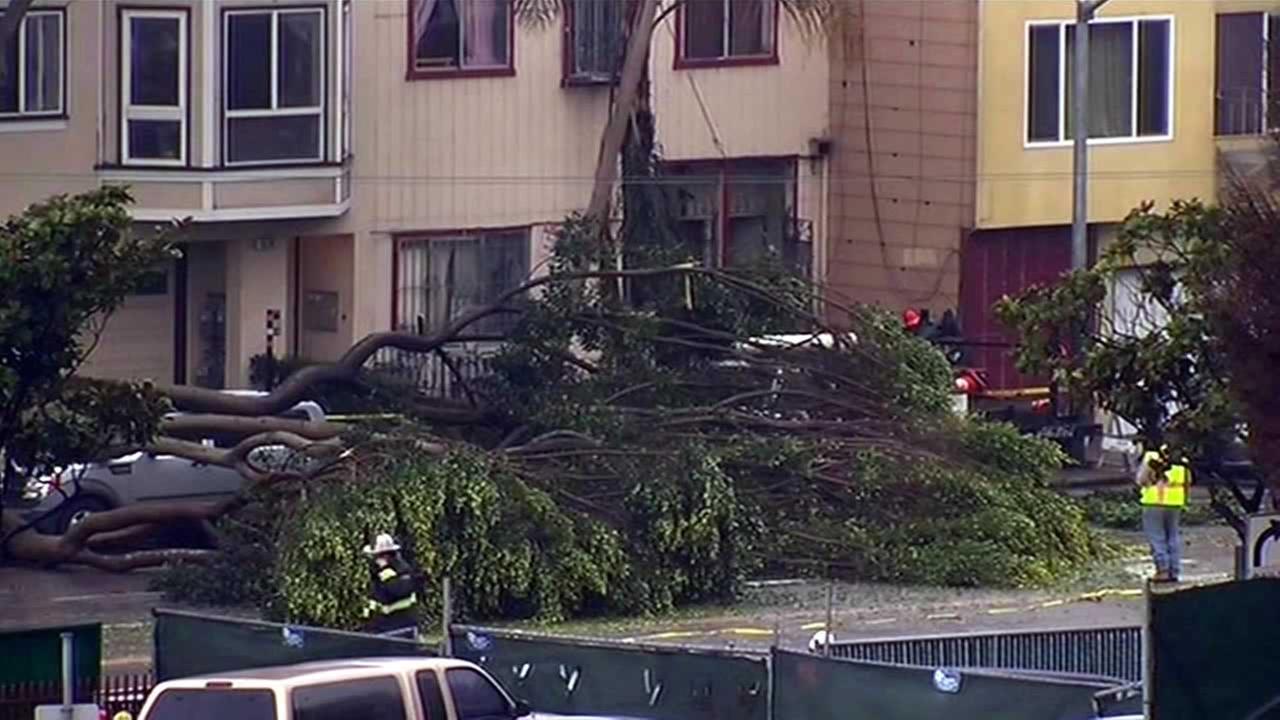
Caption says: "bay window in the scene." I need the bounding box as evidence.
[409,0,512,77]
[224,8,325,165]
[1026,17,1173,144]
[0,9,64,119]
[678,0,776,67]
[122,10,187,164]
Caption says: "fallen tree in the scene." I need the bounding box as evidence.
[4,191,1099,626]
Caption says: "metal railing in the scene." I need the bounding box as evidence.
[829,625,1142,683]
[0,673,154,720]
[365,343,501,400]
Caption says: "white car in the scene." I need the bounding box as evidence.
[137,657,644,720]
[21,391,327,533]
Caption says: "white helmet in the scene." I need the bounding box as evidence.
[363,533,401,556]
[808,630,835,653]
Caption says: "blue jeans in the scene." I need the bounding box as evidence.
[1142,506,1182,578]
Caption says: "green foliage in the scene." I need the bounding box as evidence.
[996,195,1280,483]
[0,187,178,493]
[163,211,1099,621]
[763,422,1097,588]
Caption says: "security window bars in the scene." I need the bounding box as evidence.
[395,230,530,336]
[568,0,624,83]
[1215,13,1280,135]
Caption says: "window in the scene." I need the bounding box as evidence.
[1025,18,1172,144]
[292,677,406,720]
[224,8,325,165]
[145,689,276,720]
[409,0,512,77]
[678,0,775,66]
[0,9,64,118]
[415,670,449,720]
[444,668,511,720]
[1215,13,1280,135]
[566,0,624,83]
[122,10,187,164]
[395,230,530,336]
[664,159,810,275]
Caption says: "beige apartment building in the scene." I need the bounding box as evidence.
[0,0,831,388]
[10,0,1275,397]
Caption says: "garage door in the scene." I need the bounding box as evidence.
[79,269,175,383]
[959,227,1071,390]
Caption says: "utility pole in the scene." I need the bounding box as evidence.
[1071,0,1113,273]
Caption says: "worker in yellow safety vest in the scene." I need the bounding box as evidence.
[1136,448,1191,583]
[361,533,420,639]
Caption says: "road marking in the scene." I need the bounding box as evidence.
[800,622,827,631]
[723,628,773,636]
[863,618,897,626]
[926,613,961,621]
[1039,599,1066,609]
[633,630,708,641]
[986,607,1021,615]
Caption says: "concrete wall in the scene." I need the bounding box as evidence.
[826,0,979,313]
[298,234,355,362]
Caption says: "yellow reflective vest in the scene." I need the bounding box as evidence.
[1139,450,1189,508]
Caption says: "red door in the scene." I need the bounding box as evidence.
[959,227,1071,390]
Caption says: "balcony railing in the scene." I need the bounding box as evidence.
[1216,88,1280,136]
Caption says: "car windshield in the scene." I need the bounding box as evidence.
[144,688,276,720]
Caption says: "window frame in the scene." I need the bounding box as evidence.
[0,7,67,121]
[222,5,328,167]
[404,0,517,81]
[1214,12,1280,137]
[391,226,532,335]
[663,156,803,271]
[674,0,779,70]
[1022,15,1176,148]
[120,7,189,166]
[562,0,625,86]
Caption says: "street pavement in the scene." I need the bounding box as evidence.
[0,526,1239,669]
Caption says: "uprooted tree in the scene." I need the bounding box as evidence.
[3,187,1100,626]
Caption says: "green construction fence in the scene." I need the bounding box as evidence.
[153,609,435,681]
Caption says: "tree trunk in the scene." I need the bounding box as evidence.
[585,0,661,222]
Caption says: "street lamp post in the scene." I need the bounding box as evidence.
[1071,0,1112,273]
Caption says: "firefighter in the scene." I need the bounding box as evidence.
[361,533,420,639]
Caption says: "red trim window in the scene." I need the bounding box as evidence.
[664,158,810,275]
[676,0,778,69]
[407,0,515,79]
[393,228,530,335]
[564,0,625,85]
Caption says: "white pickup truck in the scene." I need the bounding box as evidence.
[137,657,642,720]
